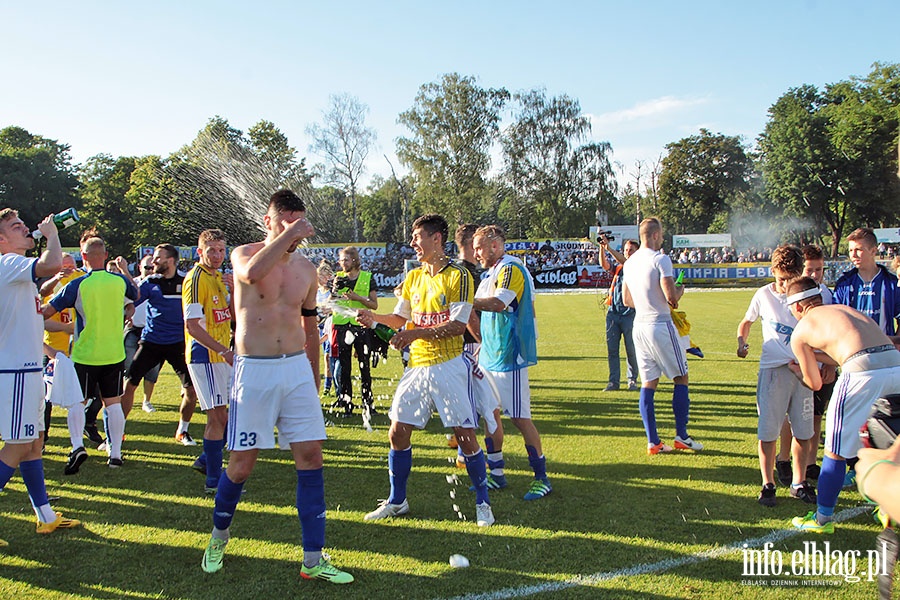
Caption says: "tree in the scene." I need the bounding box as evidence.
[248,120,311,185]
[397,73,509,224]
[357,175,407,243]
[501,89,618,237]
[760,86,857,256]
[657,129,753,235]
[78,154,138,257]
[138,116,317,248]
[760,63,900,256]
[307,94,376,241]
[0,126,79,244]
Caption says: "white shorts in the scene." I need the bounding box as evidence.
[487,368,532,419]
[390,354,479,430]
[826,360,900,459]
[468,355,499,434]
[188,362,232,412]
[0,370,45,443]
[756,365,814,441]
[226,352,326,451]
[632,321,688,382]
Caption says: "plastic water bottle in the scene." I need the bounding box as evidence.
[32,208,80,240]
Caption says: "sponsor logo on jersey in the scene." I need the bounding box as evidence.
[413,311,450,327]
[212,308,231,324]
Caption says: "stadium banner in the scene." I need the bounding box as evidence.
[672,233,733,248]
[505,240,540,252]
[300,243,387,263]
[576,265,614,288]
[674,264,770,283]
[533,265,579,288]
[138,245,202,261]
[874,227,900,243]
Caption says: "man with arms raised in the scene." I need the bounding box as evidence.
[622,217,703,455]
[182,229,233,494]
[0,209,80,539]
[786,276,900,533]
[472,225,551,500]
[357,214,495,527]
[201,190,352,584]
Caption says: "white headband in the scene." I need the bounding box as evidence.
[786,287,821,305]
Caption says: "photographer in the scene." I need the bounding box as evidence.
[858,435,900,521]
[332,246,378,417]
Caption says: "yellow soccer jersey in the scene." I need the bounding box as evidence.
[183,264,232,364]
[399,262,473,368]
[493,263,526,306]
[43,269,86,355]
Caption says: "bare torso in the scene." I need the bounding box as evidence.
[794,303,892,366]
[232,242,317,356]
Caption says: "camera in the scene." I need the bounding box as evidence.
[597,229,616,242]
[332,276,352,295]
[860,395,900,450]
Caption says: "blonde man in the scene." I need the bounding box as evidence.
[183,229,233,494]
[622,218,702,455]
[0,208,80,538]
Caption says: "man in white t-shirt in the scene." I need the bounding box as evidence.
[737,245,816,508]
[622,218,703,455]
[0,208,80,540]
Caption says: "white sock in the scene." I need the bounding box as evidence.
[67,403,86,450]
[212,527,230,542]
[34,502,56,523]
[178,420,190,435]
[106,403,125,459]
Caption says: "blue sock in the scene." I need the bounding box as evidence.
[525,444,547,480]
[203,438,225,489]
[0,460,15,491]
[484,437,495,453]
[815,456,845,523]
[639,388,659,445]
[212,472,245,531]
[20,459,49,507]
[464,450,490,505]
[297,468,326,553]
[672,384,690,439]
[388,447,412,504]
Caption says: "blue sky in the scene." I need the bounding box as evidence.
[2,1,897,188]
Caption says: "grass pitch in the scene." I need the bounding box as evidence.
[0,290,888,599]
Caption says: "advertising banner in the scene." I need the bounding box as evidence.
[672,234,733,248]
[874,227,900,243]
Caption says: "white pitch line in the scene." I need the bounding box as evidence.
[436,505,871,600]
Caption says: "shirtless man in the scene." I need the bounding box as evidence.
[785,276,900,533]
[200,190,352,584]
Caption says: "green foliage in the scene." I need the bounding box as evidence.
[78,154,138,257]
[657,129,753,235]
[759,62,900,256]
[397,73,509,224]
[0,126,79,245]
[502,89,618,237]
[357,175,406,243]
